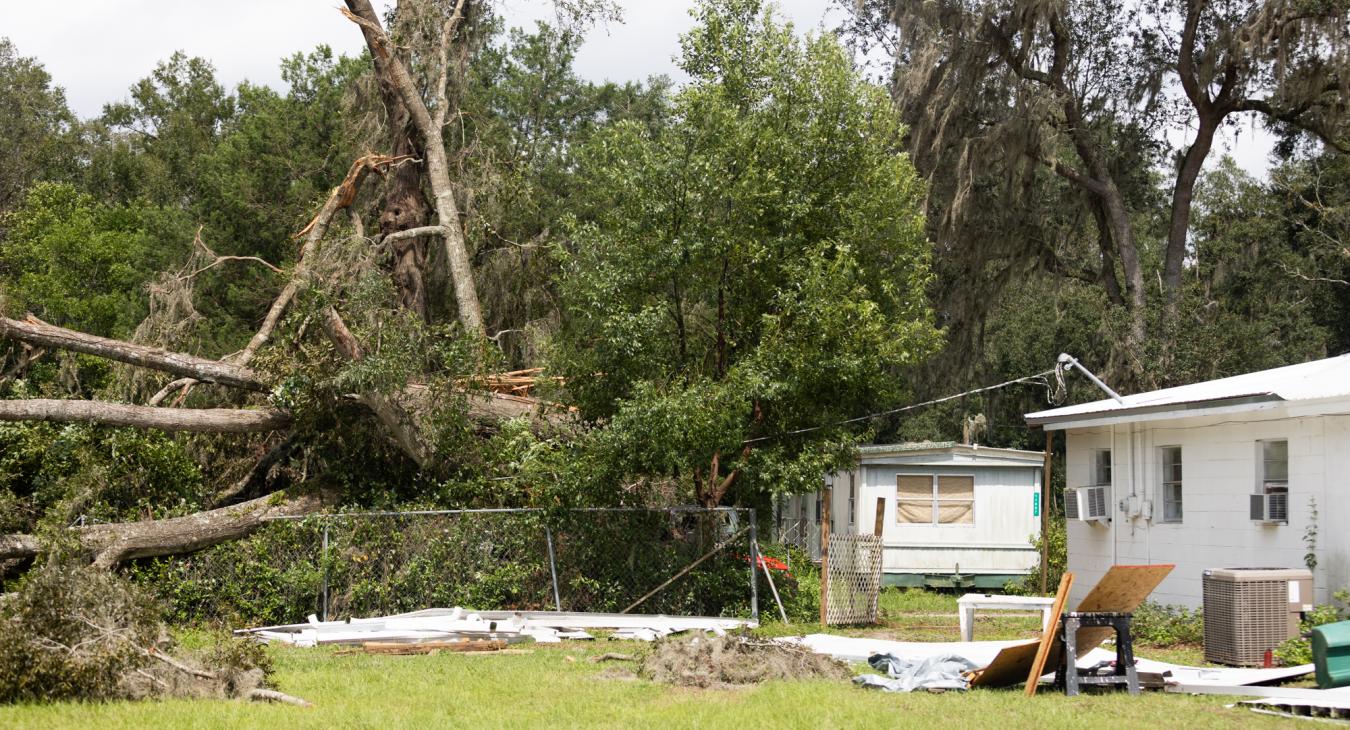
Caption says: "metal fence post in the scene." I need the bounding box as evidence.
[545,524,562,611]
[320,520,330,622]
[748,508,759,624]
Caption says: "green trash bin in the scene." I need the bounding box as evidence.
[1311,620,1350,689]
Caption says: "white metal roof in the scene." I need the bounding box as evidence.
[1026,353,1350,429]
[857,441,1044,466]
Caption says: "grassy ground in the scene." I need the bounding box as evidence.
[0,588,1257,729]
[0,641,1287,730]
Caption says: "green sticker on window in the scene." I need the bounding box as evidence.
[1033,493,1041,517]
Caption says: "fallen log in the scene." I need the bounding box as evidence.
[0,316,266,391]
[0,489,326,567]
[0,399,291,433]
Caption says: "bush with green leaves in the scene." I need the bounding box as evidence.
[1131,601,1204,647]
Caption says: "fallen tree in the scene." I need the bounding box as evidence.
[0,489,326,568]
[0,315,265,392]
[0,399,290,433]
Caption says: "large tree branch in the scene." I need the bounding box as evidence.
[1177,0,1209,112]
[0,399,291,433]
[1229,97,1350,153]
[0,316,265,392]
[0,489,326,568]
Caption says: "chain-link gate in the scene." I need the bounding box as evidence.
[824,533,883,625]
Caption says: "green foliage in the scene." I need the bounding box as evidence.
[0,39,80,215]
[1274,589,1349,666]
[1131,602,1204,647]
[0,182,169,338]
[552,0,939,504]
[0,417,204,531]
[1008,517,1066,596]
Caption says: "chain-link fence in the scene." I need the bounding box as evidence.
[128,507,762,626]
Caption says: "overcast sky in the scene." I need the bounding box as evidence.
[5,0,1274,176]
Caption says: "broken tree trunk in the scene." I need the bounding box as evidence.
[0,399,290,433]
[0,489,326,568]
[0,316,266,392]
[342,0,485,336]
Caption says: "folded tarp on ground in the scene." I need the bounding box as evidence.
[854,653,980,693]
[786,633,1313,689]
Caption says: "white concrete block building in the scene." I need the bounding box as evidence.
[1027,354,1350,608]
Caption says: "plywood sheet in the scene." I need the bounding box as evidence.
[970,564,1173,688]
[968,640,1041,688]
[1070,563,1174,658]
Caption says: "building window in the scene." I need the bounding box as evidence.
[1093,449,1112,486]
[896,474,975,525]
[1259,439,1288,494]
[848,472,857,526]
[814,492,822,525]
[1160,446,1183,523]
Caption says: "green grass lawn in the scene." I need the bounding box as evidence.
[0,588,1254,728]
[0,641,1289,730]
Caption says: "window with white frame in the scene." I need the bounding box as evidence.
[896,474,975,525]
[1259,439,1288,495]
[1160,446,1183,523]
[1093,449,1112,486]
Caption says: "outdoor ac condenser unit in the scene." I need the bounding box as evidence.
[1064,486,1109,522]
[1250,493,1289,523]
[1203,567,1313,666]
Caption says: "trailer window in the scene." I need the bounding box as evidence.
[896,475,975,525]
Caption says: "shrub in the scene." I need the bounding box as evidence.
[1007,518,1066,596]
[0,559,162,703]
[1131,601,1204,647]
[0,554,274,704]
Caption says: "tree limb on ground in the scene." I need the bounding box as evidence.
[0,489,326,568]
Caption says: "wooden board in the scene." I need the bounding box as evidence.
[1068,563,1174,659]
[1024,572,1074,696]
[970,564,1173,689]
[357,639,509,655]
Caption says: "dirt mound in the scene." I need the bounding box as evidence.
[639,634,851,689]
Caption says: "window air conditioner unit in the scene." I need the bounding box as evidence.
[1250,493,1289,523]
[1065,486,1109,522]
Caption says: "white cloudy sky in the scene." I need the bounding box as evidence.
[5,0,1275,175]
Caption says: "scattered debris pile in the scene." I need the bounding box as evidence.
[0,560,303,706]
[639,634,851,689]
[238,608,755,647]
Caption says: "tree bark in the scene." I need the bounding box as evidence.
[0,399,291,433]
[0,316,265,392]
[342,0,485,335]
[1164,115,1220,305]
[0,489,326,568]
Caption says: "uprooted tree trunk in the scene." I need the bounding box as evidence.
[0,489,326,569]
